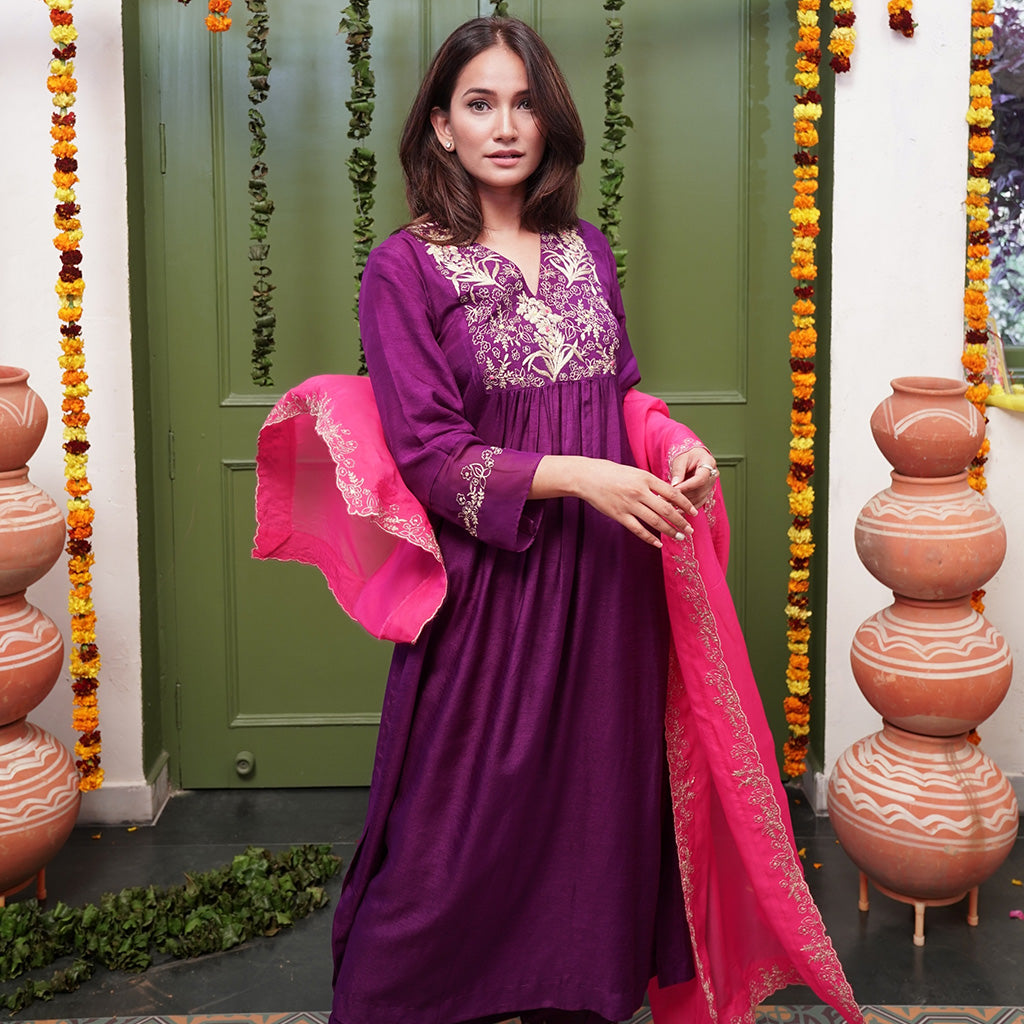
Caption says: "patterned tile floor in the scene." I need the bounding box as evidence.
[12,1010,1024,1024]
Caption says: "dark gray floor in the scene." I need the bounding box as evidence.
[2,786,1022,1019]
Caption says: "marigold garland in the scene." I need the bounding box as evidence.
[45,0,102,793]
[339,1,376,373]
[828,0,857,73]
[888,0,915,38]
[782,0,826,779]
[963,0,996,625]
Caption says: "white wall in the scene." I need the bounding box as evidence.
[0,2,160,823]
[824,5,1024,807]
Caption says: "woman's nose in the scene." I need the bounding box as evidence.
[495,107,517,139]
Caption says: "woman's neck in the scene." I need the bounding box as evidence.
[477,185,526,240]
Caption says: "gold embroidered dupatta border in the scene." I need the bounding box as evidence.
[623,390,864,1024]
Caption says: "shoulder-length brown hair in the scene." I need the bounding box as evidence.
[399,17,585,244]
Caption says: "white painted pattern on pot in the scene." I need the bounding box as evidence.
[0,722,80,836]
[0,602,63,671]
[878,404,980,440]
[0,480,64,533]
[0,388,42,430]
[851,607,1011,679]
[829,731,1019,850]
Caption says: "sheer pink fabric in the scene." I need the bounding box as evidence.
[253,375,445,643]
[253,376,863,1024]
[626,389,863,1024]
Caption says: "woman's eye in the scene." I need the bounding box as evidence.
[469,100,489,112]
[519,98,532,110]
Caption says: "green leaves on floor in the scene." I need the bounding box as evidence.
[0,844,342,1013]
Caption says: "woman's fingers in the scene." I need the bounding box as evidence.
[574,460,695,543]
[670,451,719,508]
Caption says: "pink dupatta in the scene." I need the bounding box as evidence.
[253,376,863,1024]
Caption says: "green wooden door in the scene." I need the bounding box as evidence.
[133,0,797,787]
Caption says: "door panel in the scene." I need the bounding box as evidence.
[137,0,796,786]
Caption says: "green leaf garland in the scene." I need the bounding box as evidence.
[0,845,341,1014]
[246,0,276,386]
[490,0,510,15]
[599,0,631,286]
[339,2,377,374]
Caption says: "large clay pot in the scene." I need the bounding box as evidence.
[854,471,1006,599]
[850,596,1012,734]
[0,467,65,596]
[0,367,47,474]
[828,722,1019,901]
[0,719,81,894]
[870,376,985,477]
[0,592,65,727]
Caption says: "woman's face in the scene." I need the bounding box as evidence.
[430,45,546,201]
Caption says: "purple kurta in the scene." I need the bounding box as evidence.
[330,220,694,1024]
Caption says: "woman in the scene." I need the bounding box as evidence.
[332,17,710,1024]
[255,14,863,1024]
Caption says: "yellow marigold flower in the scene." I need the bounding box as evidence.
[54,229,83,250]
[56,279,85,297]
[967,177,991,195]
[966,107,995,128]
[79,769,105,792]
[50,24,77,45]
[58,305,84,323]
[966,383,990,405]
[790,437,815,452]
[793,103,823,122]
[797,9,819,25]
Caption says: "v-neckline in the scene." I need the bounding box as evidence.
[473,233,545,298]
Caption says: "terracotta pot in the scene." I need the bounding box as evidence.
[0,367,47,474]
[0,591,65,727]
[870,376,985,477]
[850,596,1012,734]
[0,467,65,596]
[854,472,1006,599]
[828,723,1019,901]
[0,719,81,894]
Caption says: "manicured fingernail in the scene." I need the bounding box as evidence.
[670,476,683,486]
[674,531,687,541]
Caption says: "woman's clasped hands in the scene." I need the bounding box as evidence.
[529,451,719,549]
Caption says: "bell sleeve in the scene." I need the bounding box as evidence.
[359,238,544,552]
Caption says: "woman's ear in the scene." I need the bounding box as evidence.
[430,107,453,150]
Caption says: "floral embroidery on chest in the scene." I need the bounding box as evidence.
[425,228,620,391]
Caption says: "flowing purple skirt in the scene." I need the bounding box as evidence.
[329,378,694,1024]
